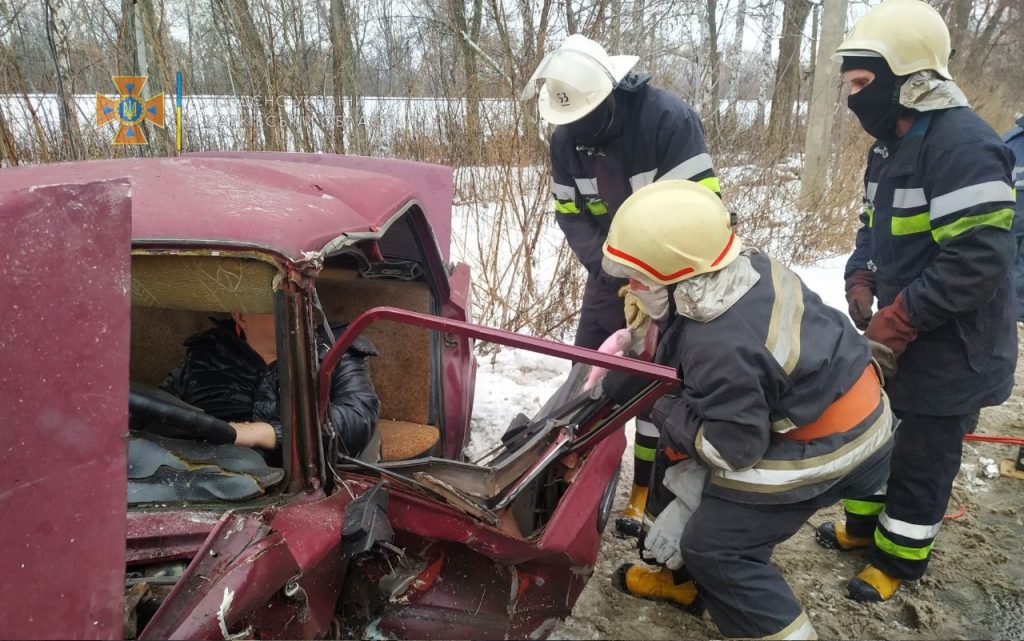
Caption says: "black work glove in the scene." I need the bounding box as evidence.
[845,270,876,331]
[602,369,649,405]
[650,394,692,461]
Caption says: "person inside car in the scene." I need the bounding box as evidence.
[161,310,380,463]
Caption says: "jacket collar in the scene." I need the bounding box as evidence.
[876,111,935,177]
[673,251,760,323]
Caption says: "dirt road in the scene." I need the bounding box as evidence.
[553,337,1024,640]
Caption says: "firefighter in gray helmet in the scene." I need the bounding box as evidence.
[600,180,894,639]
[522,34,720,538]
[818,0,1017,603]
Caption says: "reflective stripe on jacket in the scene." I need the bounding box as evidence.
[652,252,893,505]
[845,106,1017,415]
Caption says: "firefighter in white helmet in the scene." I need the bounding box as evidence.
[523,34,720,537]
[600,180,894,639]
[819,0,1017,602]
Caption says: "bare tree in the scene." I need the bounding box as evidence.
[448,0,484,163]
[0,104,16,165]
[766,0,810,149]
[328,0,365,154]
[725,0,747,122]
[755,0,777,128]
[42,0,83,159]
[217,0,282,149]
[704,0,721,137]
[799,0,847,207]
[126,0,172,155]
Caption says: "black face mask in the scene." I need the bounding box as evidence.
[567,94,616,146]
[842,56,907,140]
[847,76,906,140]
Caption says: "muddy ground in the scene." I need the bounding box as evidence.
[552,335,1024,640]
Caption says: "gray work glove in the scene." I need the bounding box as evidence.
[644,459,708,570]
[645,498,688,570]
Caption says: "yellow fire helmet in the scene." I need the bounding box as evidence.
[835,0,953,80]
[603,180,741,286]
[521,34,639,125]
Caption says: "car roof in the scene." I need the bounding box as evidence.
[1,154,443,262]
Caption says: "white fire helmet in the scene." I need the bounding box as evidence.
[834,0,953,80]
[521,34,639,125]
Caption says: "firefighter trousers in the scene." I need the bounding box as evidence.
[842,411,978,580]
[680,454,889,639]
[573,272,627,350]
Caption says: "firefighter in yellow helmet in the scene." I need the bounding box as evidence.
[820,0,1016,602]
[600,180,894,639]
[522,34,721,538]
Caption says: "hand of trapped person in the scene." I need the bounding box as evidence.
[582,328,632,391]
[864,292,918,357]
[845,269,876,330]
[230,421,278,449]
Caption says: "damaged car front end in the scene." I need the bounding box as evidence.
[0,153,676,640]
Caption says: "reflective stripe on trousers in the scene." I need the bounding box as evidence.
[842,411,978,580]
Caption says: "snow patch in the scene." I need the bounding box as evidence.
[466,349,570,462]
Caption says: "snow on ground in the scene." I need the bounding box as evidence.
[791,254,849,315]
[465,348,570,461]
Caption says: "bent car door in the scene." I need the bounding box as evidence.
[0,180,132,640]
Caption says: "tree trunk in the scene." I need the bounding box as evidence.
[727,0,747,122]
[43,0,84,160]
[0,105,17,166]
[608,0,622,50]
[807,1,819,93]
[766,0,811,150]
[965,0,1010,73]
[705,0,721,139]
[327,0,346,153]
[118,0,138,77]
[449,0,484,164]
[564,0,577,34]
[329,0,365,154]
[128,0,172,155]
[756,0,776,129]
[0,21,51,163]
[947,0,973,54]
[799,0,848,208]
[221,0,282,150]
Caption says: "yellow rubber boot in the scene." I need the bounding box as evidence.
[614,484,648,538]
[847,564,902,602]
[612,563,703,613]
[815,521,872,551]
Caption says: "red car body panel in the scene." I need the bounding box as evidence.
[188,151,457,263]
[440,262,477,458]
[0,154,452,262]
[134,427,628,641]
[0,180,133,640]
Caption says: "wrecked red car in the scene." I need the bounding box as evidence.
[0,152,675,640]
